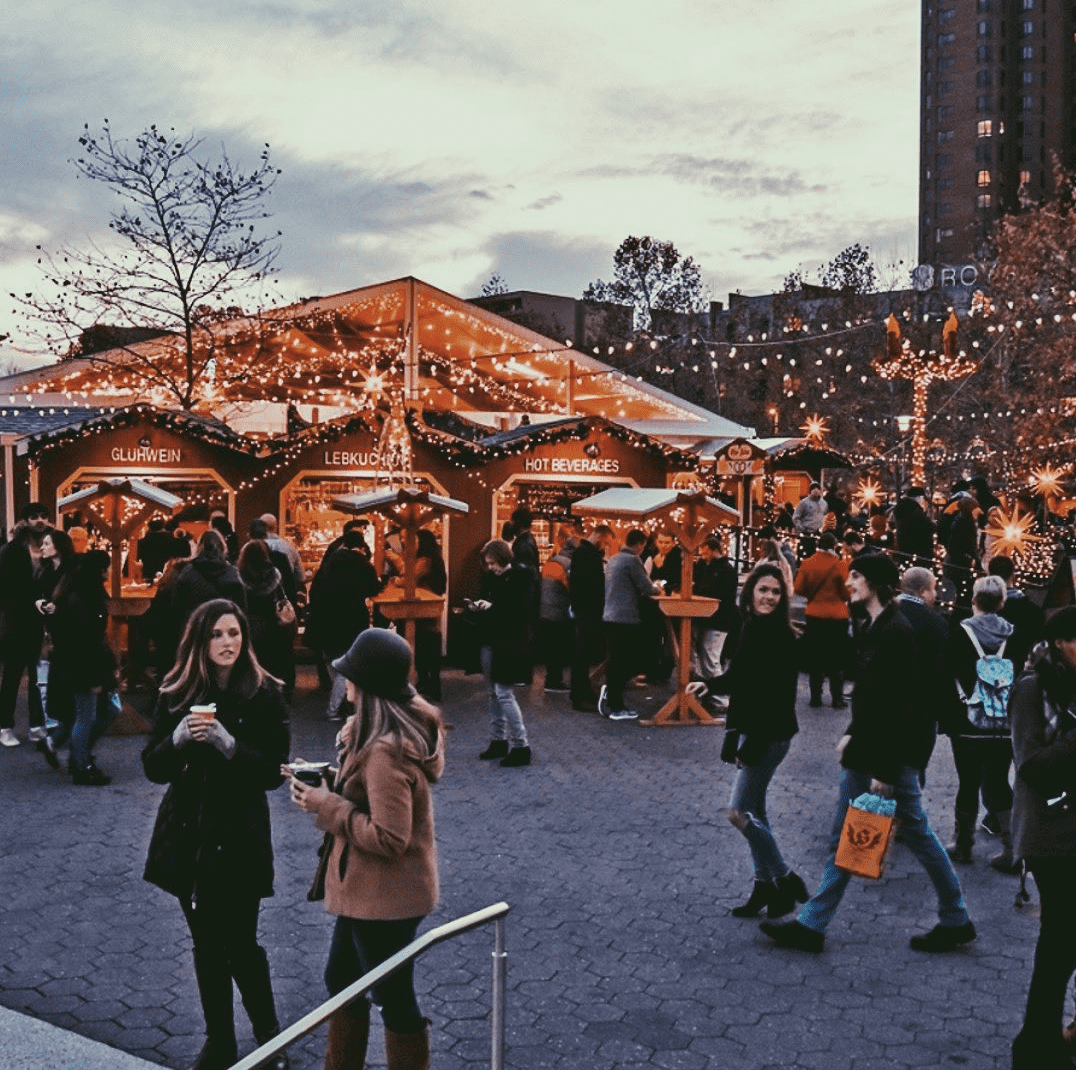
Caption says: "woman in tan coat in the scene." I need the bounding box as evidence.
[286,628,444,1070]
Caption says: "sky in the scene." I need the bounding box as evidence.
[2,0,921,366]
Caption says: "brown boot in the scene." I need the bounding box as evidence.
[384,1020,430,1070]
[325,1000,370,1070]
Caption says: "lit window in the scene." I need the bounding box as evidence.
[1022,20,1034,35]
[1021,94,1034,110]
[977,0,991,9]
[1022,45,1034,59]
[1022,0,1033,9]
[978,170,991,187]
[977,194,992,208]
[936,227,954,240]
[978,20,991,35]
[1020,169,1032,184]
[977,119,993,136]
[940,7,956,20]
[1022,70,1035,84]
[938,32,956,46]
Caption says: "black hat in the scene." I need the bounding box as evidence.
[331,628,416,704]
[903,486,928,499]
[848,552,899,592]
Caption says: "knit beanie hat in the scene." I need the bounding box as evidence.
[848,552,899,593]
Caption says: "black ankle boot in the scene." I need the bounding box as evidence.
[768,871,810,917]
[731,880,777,918]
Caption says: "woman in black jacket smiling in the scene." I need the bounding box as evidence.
[694,563,807,918]
[142,599,290,1070]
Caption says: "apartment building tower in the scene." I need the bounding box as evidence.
[918,0,1076,267]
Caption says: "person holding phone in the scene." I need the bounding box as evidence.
[142,599,290,1070]
[285,627,445,1070]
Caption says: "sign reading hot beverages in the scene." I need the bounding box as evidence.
[522,456,621,474]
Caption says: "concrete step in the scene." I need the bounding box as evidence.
[0,1005,160,1070]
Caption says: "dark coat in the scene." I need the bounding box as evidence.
[892,498,935,564]
[0,528,45,651]
[896,594,950,738]
[1000,589,1046,678]
[1011,646,1076,861]
[692,555,739,631]
[241,564,292,682]
[49,565,117,692]
[649,546,683,594]
[476,564,534,685]
[169,557,248,629]
[841,602,927,784]
[569,539,605,622]
[713,611,798,752]
[142,681,289,900]
[306,548,382,658]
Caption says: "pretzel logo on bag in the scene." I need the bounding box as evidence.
[844,822,884,850]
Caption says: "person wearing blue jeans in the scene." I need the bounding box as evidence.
[762,551,976,953]
[472,539,535,767]
[695,564,808,919]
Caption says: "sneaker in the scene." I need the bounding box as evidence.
[0,729,19,747]
[597,685,610,717]
[607,708,638,721]
[908,921,977,952]
[28,726,46,742]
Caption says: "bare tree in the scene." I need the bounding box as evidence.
[481,273,509,296]
[15,122,282,409]
[584,236,706,331]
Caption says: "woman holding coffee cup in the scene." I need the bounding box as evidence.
[285,627,445,1070]
[142,599,291,1070]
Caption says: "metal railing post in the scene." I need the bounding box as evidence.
[491,915,507,1070]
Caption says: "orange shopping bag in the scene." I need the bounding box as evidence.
[834,794,896,880]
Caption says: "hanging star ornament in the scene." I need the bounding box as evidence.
[985,505,1043,559]
[1030,464,1066,500]
[853,478,882,511]
[800,414,829,444]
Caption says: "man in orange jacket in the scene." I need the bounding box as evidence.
[794,531,850,708]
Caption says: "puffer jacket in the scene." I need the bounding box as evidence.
[313,709,445,921]
[142,681,289,900]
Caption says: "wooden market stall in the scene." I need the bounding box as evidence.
[572,487,739,727]
[331,485,469,675]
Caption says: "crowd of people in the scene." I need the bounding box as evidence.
[3,478,1076,1069]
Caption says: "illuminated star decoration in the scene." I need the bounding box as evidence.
[800,414,829,444]
[853,478,882,511]
[985,505,1042,560]
[1030,464,1066,501]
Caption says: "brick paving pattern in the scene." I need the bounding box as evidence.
[0,667,1049,1068]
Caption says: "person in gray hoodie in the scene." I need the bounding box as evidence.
[941,574,1016,868]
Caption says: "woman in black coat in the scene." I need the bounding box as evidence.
[47,549,119,785]
[471,538,534,767]
[238,538,294,692]
[1010,608,1076,1069]
[693,563,808,918]
[142,599,290,1070]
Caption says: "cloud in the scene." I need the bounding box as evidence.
[526,194,562,211]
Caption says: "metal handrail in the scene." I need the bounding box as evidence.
[229,901,510,1070]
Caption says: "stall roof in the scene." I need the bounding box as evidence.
[572,487,740,524]
[6,277,754,449]
[331,486,469,517]
[57,477,184,513]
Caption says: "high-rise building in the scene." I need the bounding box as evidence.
[918,0,1076,267]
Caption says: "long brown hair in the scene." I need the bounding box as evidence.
[159,599,268,711]
[343,690,441,767]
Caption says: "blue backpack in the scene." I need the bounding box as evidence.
[956,620,1014,732]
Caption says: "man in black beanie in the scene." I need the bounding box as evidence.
[762,552,976,953]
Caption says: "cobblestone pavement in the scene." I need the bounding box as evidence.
[0,666,1050,1069]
